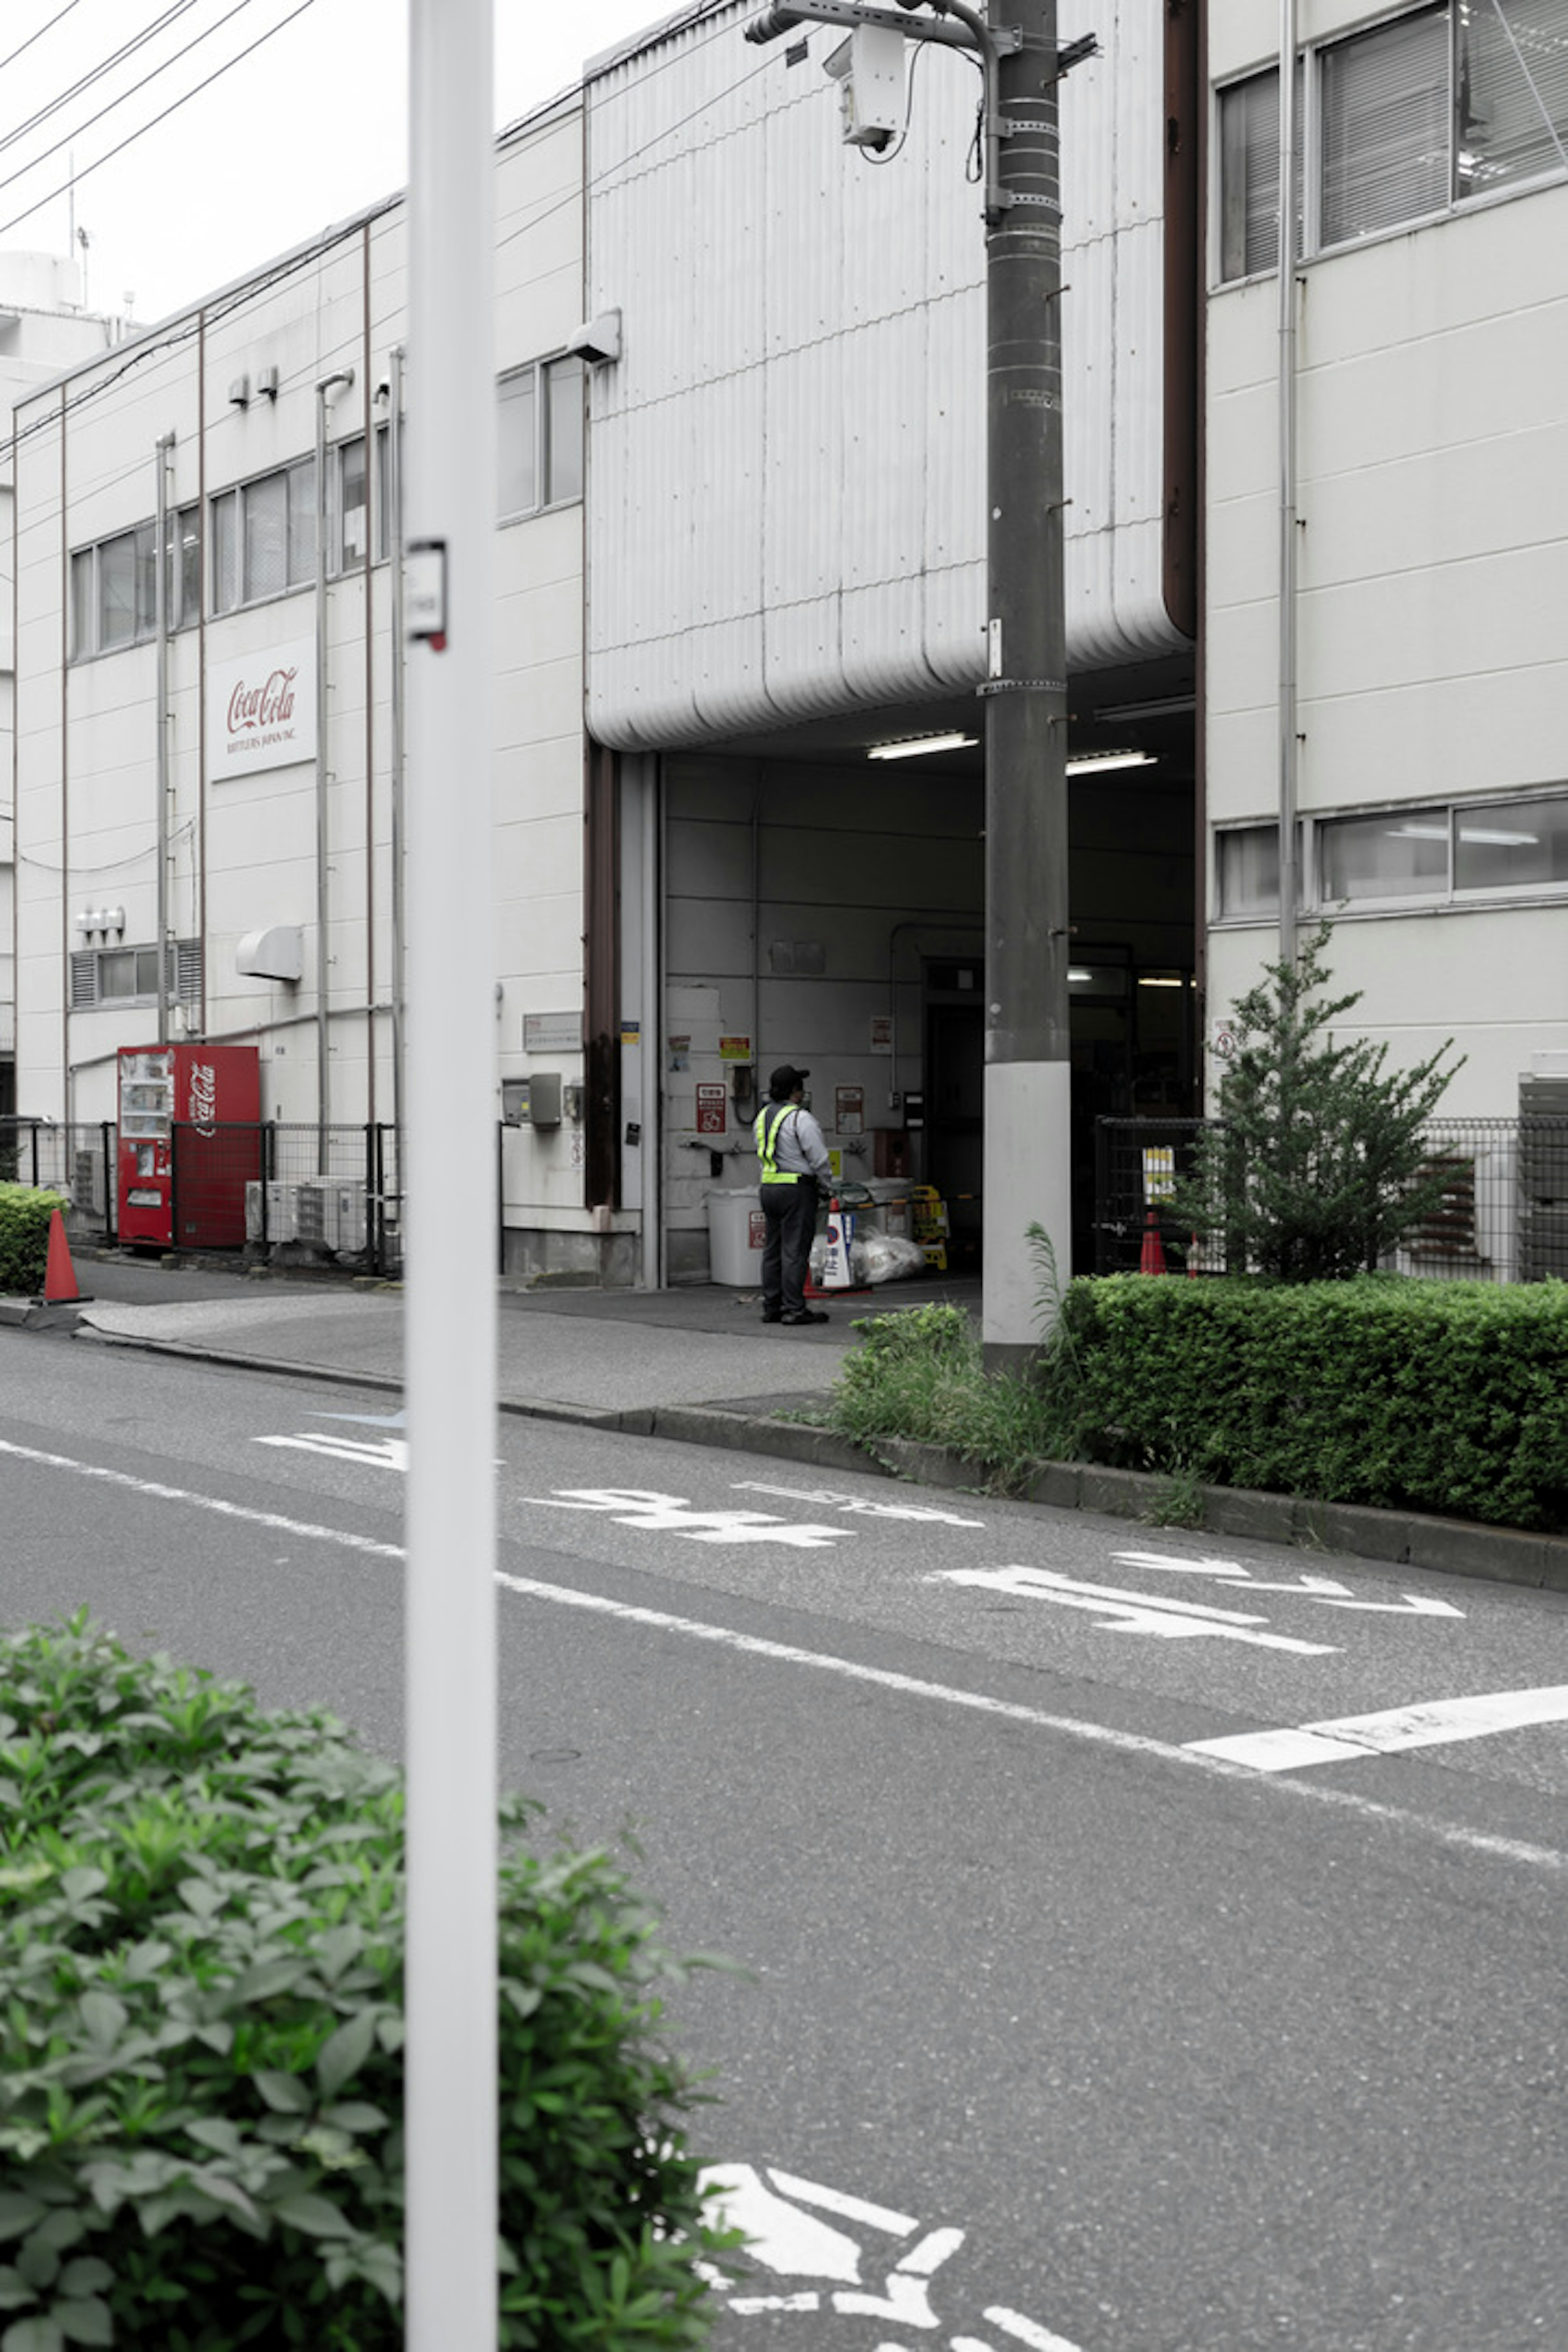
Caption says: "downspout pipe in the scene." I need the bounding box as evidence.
[1277,0,1298,967]
[315,369,354,1170]
[154,432,175,1044]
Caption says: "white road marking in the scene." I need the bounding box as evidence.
[1113,1550,1463,1617]
[2,1438,1562,1875]
[766,2170,918,2236]
[734,1480,986,1528]
[986,2310,1087,2352]
[934,1566,1339,1655]
[526,1487,847,1548]
[1189,1686,1568,1773]
[256,1433,408,1472]
[700,2165,864,2281]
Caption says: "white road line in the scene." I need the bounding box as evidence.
[1189,1687,1568,1773]
[985,2309,1087,2351]
[765,2169,918,2236]
[4,1437,1564,1878]
[933,1565,1339,1654]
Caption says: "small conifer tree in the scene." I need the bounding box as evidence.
[1174,924,1464,1280]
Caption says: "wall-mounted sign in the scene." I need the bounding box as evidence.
[523,1010,582,1054]
[835,1085,864,1135]
[719,1035,752,1063]
[870,1016,893,1054]
[695,1081,727,1136]
[207,637,316,780]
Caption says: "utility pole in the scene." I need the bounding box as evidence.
[977,0,1071,1367]
[744,0,1082,1364]
[404,0,499,2344]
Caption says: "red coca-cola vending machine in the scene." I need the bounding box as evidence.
[117,1043,261,1249]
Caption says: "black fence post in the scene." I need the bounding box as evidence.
[102,1120,117,1244]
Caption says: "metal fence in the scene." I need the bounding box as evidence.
[1094,1116,1568,1284]
[0,1118,405,1279]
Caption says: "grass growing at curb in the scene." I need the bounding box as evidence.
[824,1301,1078,1497]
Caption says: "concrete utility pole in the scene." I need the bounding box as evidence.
[977,0,1072,1366]
[403,0,499,2344]
[744,0,1078,1363]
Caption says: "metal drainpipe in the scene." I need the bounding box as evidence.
[1277,0,1299,967]
[154,432,175,1045]
[388,345,407,1161]
[315,370,354,1171]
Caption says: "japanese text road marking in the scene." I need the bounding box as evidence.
[933,1565,1339,1654]
[733,1480,985,1528]
[1,1439,1561,1877]
[1188,1685,1568,1773]
[526,1487,847,1548]
[1113,1549,1464,1618]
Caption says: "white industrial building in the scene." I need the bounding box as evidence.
[1,251,135,1119]
[8,0,1566,1285]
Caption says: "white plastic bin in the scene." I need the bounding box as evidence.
[707,1188,768,1284]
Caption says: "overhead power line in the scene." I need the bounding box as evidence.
[0,0,84,79]
[0,0,204,154]
[0,0,318,240]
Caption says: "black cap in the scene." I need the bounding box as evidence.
[768,1064,808,1099]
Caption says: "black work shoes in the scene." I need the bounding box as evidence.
[778,1309,829,1326]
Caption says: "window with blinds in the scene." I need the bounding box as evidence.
[1216,1,1568,282]
[1321,6,1449,245]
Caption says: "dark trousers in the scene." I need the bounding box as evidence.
[760,1180,817,1317]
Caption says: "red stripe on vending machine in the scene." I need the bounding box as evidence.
[117,1044,261,1250]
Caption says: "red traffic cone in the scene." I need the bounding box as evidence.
[1138,1209,1167,1276]
[42,1209,86,1304]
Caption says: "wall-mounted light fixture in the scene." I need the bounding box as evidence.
[74,906,125,935]
[255,364,280,401]
[867,732,978,761]
[1064,749,1157,777]
[227,374,250,409]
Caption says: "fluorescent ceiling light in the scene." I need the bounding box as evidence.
[1065,749,1156,776]
[1138,975,1187,988]
[1458,826,1540,847]
[867,732,977,761]
[1389,824,1449,841]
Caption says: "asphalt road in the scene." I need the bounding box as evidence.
[4,1328,1566,2351]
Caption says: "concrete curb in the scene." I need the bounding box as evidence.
[42,1324,1568,1595]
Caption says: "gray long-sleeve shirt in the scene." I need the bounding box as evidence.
[756,1100,832,1183]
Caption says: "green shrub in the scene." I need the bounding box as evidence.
[0,1616,735,2350]
[1062,1274,1568,1530]
[0,1186,67,1296]
[830,1302,1077,1492]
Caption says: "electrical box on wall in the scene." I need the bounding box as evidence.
[503,1074,563,1127]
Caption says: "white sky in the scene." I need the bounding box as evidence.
[0,0,696,325]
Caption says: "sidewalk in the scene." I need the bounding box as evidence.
[45,1247,976,1423]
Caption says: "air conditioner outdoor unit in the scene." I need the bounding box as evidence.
[295,1176,366,1252]
[247,1180,299,1243]
[74,1149,107,1216]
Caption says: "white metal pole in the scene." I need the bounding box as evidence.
[404,0,498,2343]
[1277,0,1299,967]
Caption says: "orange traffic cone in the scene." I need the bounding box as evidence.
[42,1210,87,1304]
[1138,1209,1167,1276]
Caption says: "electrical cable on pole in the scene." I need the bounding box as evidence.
[742,0,1087,1360]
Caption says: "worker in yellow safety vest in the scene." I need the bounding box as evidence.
[754,1064,832,1325]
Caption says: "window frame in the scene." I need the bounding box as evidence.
[496,352,586,524]
[68,939,203,1011]
[1214,0,1568,286]
[208,457,318,617]
[1214,788,1568,922]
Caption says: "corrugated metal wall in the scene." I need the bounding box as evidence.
[585,0,1184,751]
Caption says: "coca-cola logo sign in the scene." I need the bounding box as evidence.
[226,666,297,738]
[188,1061,218,1137]
[208,635,316,780]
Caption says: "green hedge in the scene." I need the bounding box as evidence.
[0,1186,67,1297]
[0,1617,736,2350]
[1060,1274,1568,1530]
